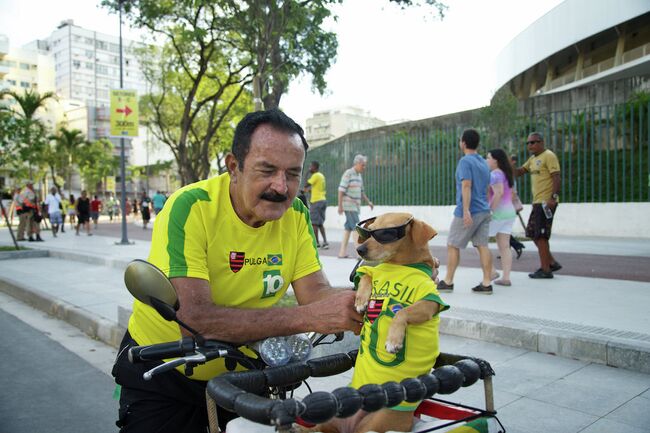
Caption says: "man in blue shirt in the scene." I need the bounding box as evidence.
[152,191,167,215]
[438,129,494,294]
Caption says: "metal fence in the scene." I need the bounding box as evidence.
[306,102,650,206]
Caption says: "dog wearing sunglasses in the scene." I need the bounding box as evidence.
[303,213,448,433]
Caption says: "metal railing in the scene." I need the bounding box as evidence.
[307,101,650,206]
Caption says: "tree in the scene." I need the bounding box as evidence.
[226,0,339,109]
[103,0,255,184]
[77,139,118,194]
[0,89,56,180]
[47,127,88,194]
[137,40,253,184]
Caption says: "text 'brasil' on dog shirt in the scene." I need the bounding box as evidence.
[351,263,449,410]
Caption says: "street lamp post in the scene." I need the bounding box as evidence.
[117,0,131,245]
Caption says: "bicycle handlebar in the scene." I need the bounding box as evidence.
[128,336,196,363]
[207,351,494,429]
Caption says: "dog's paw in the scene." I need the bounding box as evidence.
[355,301,368,314]
[385,341,403,354]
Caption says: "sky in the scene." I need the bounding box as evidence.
[0,0,564,127]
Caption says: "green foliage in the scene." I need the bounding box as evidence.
[77,139,119,192]
[47,127,88,192]
[0,89,56,181]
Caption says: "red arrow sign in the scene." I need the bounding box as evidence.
[116,105,133,116]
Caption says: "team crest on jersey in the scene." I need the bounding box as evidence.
[229,251,245,273]
[366,299,384,324]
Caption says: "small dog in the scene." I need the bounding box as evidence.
[308,213,447,433]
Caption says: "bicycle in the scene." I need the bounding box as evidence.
[123,260,504,433]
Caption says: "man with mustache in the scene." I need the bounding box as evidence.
[112,109,364,433]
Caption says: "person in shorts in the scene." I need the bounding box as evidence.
[75,190,91,236]
[437,129,494,294]
[337,154,373,258]
[44,187,63,237]
[515,132,562,279]
[303,161,329,249]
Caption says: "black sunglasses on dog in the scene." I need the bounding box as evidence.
[355,216,414,244]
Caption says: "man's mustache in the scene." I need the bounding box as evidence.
[260,192,289,202]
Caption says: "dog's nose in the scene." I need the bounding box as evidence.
[356,244,367,257]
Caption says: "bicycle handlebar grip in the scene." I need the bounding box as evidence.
[128,337,195,363]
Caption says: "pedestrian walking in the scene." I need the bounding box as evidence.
[337,154,373,258]
[107,193,117,222]
[303,161,329,249]
[437,129,493,294]
[90,194,102,228]
[140,192,152,229]
[152,190,166,215]
[515,132,562,279]
[75,190,92,236]
[486,149,517,286]
[44,187,63,237]
[66,194,76,231]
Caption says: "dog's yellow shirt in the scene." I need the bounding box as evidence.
[351,262,449,410]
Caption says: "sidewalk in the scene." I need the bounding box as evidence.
[0,223,649,375]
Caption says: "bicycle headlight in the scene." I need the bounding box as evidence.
[258,337,292,367]
[286,333,312,362]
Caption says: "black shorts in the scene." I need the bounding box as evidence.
[526,203,557,240]
[112,331,238,433]
[77,213,90,224]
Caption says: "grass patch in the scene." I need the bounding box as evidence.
[0,246,28,251]
[274,293,298,307]
[488,236,530,243]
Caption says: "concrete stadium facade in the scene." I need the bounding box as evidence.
[495,0,650,113]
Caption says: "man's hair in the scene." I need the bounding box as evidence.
[311,161,320,170]
[232,109,308,169]
[353,154,367,165]
[461,129,480,150]
[528,131,544,142]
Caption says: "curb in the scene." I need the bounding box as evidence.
[441,309,650,374]
[0,249,49,261]
[0,276,125,348]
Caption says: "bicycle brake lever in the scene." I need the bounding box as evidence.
[142,353,208,380]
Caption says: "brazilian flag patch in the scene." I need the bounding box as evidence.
[267,254,283,266]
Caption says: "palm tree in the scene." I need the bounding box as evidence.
[0,88,56,120]
[0,89,57,180]
[48,126,87,194]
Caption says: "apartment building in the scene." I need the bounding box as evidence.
[305,106,386,148]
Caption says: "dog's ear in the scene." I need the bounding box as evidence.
[410,219,437,243]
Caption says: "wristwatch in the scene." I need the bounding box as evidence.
[551,193,559,200]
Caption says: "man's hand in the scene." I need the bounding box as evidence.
[303,290,364,335]
[368,201,374,211]
[463,209,473,228]
[338,205,344,215]
[548,198,558,210]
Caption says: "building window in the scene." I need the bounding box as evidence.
[20,62,30,70]
[7,79,16,85]
[20,81,30,88]
[73,60,81,69]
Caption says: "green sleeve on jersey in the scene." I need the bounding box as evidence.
[166,188,211,277]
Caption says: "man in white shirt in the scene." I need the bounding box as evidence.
[44,187,63,237]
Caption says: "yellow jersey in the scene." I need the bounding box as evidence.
[523,149,560,204]
[128,172,321,380]
[307,171,326,203]
[351,263,449,410]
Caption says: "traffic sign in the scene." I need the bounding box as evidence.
[110,89,139,137]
